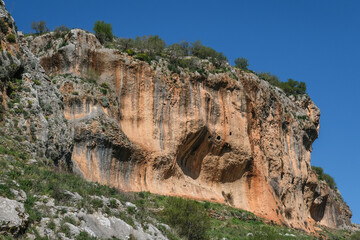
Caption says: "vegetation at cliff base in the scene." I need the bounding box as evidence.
[312,166,337,189]
[0,133,358,239]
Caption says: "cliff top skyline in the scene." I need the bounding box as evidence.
[4,0,360,224]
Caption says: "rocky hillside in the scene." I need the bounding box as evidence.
[0,0,357,238]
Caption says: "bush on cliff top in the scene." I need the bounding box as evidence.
[93,20,113,44]
[312,166,337,189]
[257,72,307,96]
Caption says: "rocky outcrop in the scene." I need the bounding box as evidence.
[0,0,72,167]
[23,28,353,232]
[29,194,167,240]
[0,196,28,236]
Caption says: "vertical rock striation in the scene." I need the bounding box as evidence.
[25,28,352,232]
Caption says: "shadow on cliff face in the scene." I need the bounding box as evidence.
[176,127,252,182]
[72,127,143,185]
[310,195,328,222]
[176,127,213,179]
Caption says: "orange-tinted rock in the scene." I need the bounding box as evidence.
[28,29,352,232]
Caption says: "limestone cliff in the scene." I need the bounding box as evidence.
[21,28,352,232]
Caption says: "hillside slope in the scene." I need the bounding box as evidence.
[0,0,355,238]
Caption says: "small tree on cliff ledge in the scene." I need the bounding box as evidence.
[31,21,49,34]
[93,20,113,44]
[234,57,249,70]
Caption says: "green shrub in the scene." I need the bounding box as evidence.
[31,21,49,34]
[109,199,118,208]
[93,20,113,44]
[162,197,210,240]
[100,82,109,89]
[6,34,16,43]
[91,198,103,209]
[167,41,190,57]
[351,231,360,240]
[234,57,248,70]
[312,166,337,189]
[191,40,227,67]
[101,96,109,108]
[145,35,166,56]
[127,206,136,215]
[75,231,97,240]
[135,53,151,63]
[25,196,42,224]
[257,72,306,96]
[54,25,70,37]
[100,88,107,95]
[47,221,56,231]
[59,40,68,48]
[0,19,8,34]
[33,79,41,85]
[126,49,135,56]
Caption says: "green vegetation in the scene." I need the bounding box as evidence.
[135,52,152,64]
[31,21,49,34]
[93,20,113,44]
[234,57,249,70]
[54,25,70,38]
[54,25,70,33]
[311,166,337,190]
[191,40,227,67]
[0,133,355,239]
[257,72,307,96]
[0,19,8,34]
[6,34,16,43]
[162,197,210,240]
[100,96,109,108]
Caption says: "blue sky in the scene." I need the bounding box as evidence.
[5,0,360,223]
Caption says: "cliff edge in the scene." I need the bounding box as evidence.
[21,28,352,232]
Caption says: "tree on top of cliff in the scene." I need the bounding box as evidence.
[190,40,227,67]
[312,166,337,189]
[257,72,307,96]
[93,20,113,44]
[31,21,49,34]
[234,57,249,70]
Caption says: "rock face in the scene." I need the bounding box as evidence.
[23,28,353,232]
[0,196,28,236]
[0,0,72,167]
[31,194,167,240]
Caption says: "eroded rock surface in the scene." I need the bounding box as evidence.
[23,28,354,232]
[0,196,28,236]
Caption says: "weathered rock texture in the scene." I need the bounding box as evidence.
[0,196,28,236]
[24,28,353,232]
[0,0,72,167]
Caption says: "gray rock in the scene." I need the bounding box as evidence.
[246,232,254,237]
[64,190,83,202]
[284,233,296,237]
[10,188,27,202]
[36,218,56,239]
[65,222,81,237]
[0,196,28,235]
[80,212,167,240]
[125,202,137,210]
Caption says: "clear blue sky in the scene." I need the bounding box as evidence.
[5,0,360,224]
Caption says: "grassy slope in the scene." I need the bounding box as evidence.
[0,133,358,240]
